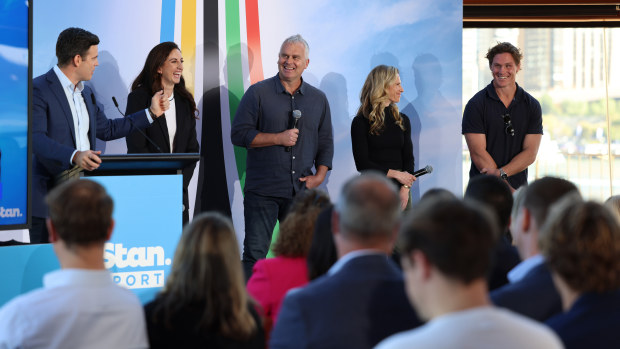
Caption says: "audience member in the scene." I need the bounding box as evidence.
[604,194,620,223]
[0,179,148,349]
[543,199,620,349]
[144,212,264,349]
[464,175,521,290]
[419,187,457,202]
[491,176,580,321]
[270,172,420,349]
[376,198,562,349]
[247,189,330,327]
[306,204,338,281]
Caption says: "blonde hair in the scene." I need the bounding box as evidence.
[357,65,405,135]
[151,212,257,339]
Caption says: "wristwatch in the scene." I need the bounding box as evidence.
[499,168,508,180]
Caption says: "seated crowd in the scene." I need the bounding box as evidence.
[1,173,620,349]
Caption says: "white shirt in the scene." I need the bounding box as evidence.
[328,249,387,276]
[375,306,563,349]
[0,269,148,349]
[164,93,176,151]
[53,65,90,163]
[507,254,545,283]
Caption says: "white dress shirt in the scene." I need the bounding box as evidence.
[0,269,148,349]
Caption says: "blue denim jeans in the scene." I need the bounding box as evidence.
[242,192,293,279]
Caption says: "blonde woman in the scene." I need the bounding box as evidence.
[351,65,416,210]
[144,212,264,348]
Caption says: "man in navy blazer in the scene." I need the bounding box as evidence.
[269,172,421,349]
[491,177,580,321]
[31,27,168,243]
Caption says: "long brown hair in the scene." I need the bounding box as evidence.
[357,65,404,135]
[151,212,257,339]
[131,41,198,118]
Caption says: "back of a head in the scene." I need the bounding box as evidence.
[464,175,513,231]
[272,189,331,257]
[420,188,457,202]
[307,205,338,280]
[604,195,620,223]
[46,179,113,248]
[161,212,256,338]
[400,198,499,284]
[336,172,400,243]
[541,199,620,294]
[522,176,580,227]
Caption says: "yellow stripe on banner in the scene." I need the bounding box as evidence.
[181,0,196,94]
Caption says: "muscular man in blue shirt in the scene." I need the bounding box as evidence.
[231,34,333,278]
[462,42,542,190]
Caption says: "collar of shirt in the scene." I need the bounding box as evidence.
[274,73,307,96]
[53,65,84,94]
[485,81,524,104]
[43,269,114,289]
[507,253,545,283]
[328,249,387,276]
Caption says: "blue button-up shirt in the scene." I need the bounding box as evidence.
[231,74,334,199]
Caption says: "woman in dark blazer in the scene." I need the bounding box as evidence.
[351,65,416,210]
[126,42,199,224]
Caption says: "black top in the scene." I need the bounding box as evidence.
[462,82,542,189]
[351,107,414,183]
[230,74,334,199]
[144,299,265,349]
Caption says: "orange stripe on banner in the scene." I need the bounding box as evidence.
[245,0,264,84]
[181,0,196,94]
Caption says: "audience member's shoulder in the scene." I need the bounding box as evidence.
[494,307,563,347]
[374,328,419,349]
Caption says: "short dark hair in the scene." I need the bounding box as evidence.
[541,199,620,293]
[56,27,100,67]
[46,179,113,248]
[399,198,498,284]
[522,176,579,227]
[486,42,523,68]
[464,175,513,231]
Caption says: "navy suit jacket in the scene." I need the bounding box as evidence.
[546,289,620,349]
[490,262,562,321]
[32,68,150,217]
[269,254,421,349]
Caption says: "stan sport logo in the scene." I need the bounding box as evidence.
[104,243,172,290]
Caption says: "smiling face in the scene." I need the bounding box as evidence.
[490,52,520,89]
[277,42,309,85]
[386,74,404,104]
[75,45,99,82]
[158,48,183,89]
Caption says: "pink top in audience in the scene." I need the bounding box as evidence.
[247,256,309,324]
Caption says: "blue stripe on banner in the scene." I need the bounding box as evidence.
[160,0,175,43]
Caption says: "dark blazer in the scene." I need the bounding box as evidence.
[491,262,562,321]
[546,289,620,349]
[32,68,150,217]
[125,86,199,223]
[269,254,421,349]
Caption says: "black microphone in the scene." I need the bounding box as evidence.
[285,109,302,152]
[91,92,96,105]
[413,165,433,177]
[112,96,163,153]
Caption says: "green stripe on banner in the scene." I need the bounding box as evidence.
[225,1,279,257]
[224,0,247,190]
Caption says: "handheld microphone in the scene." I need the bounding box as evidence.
[413,165,433,177]
[112,96,163,153]
[285,109,302,152]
